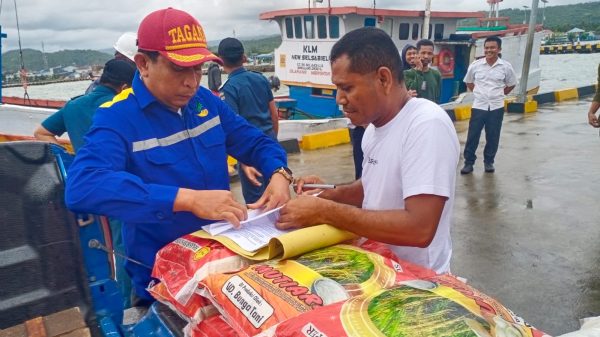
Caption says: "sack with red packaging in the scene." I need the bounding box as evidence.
[184,315,239,337]
[263,273,550,337]
[152,234,252,307]
[200,244,421,337]
[148,281,218,323]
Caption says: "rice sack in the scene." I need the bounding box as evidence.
[152,234,251,306]
[201,244,419,337]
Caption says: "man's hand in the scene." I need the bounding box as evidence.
[174,188,247,228]
[277,195,329,230]
[33,125,60,145]
[413,57,423,71]
[407,89,418,98]
[240,164,263,187]
[248,173,291,211]
[292,175,325,195]
[589,112,600,128]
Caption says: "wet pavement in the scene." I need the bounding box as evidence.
[231,97,600,336]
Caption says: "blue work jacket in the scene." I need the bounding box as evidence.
[65,74,287,299]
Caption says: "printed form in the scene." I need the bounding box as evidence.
[201,206,291,252]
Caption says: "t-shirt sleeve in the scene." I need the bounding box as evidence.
[41,109,67,136]
[404,70,416,90]
[400,116,459,199]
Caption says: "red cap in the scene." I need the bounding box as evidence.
[137,8,222,67]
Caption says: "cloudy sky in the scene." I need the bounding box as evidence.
[0,0,590,52]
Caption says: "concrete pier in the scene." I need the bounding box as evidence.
[231,96,600,335]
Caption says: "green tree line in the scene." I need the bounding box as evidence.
[2,49,111,74]
[462,1,600,33]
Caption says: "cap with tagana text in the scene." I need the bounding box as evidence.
[137,7,222,67]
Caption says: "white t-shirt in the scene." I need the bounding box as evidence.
[361,98,459,274]
[464,57,518,111]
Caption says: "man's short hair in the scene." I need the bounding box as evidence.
[99,59,136,87]
[330,27,403,82]
[138,49,159,62]
[416,39,434,51]
[484,36,502,48]
[218,37,244,67]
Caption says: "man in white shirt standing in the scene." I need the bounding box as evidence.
[461,36,517,175]
[277,27,460,274]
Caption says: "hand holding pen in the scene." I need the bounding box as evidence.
[292,175,335,195]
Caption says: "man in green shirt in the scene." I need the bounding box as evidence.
[404,39,442,104]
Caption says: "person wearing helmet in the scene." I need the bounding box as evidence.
[85,32,137,94]
[113,32,137,63]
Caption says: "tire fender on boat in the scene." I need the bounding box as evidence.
[438,48,455,75]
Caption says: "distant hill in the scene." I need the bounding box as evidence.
[461,1,600,33]
[207,34,282,56]
[2,48,112,74]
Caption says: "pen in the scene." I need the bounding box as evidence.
[293,183,336,189]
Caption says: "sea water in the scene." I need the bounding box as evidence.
[3,53,599,101]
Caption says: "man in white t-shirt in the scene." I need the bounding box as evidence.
[277,27,460,274]
[460,36,517,175]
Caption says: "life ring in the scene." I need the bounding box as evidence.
[437,48,455,74]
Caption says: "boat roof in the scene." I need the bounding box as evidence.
[259,7,484,20]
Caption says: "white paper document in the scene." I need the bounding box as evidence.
[201,206,291,252]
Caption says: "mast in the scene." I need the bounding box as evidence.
[487,0,503,26]
[422,0,432,39]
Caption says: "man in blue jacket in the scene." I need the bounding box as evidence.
[65,8,292,305]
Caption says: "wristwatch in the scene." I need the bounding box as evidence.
[272,166,293,184]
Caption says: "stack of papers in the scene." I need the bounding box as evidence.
[201,206,291,252]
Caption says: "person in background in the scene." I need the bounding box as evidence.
[460,36,517,175]
[207,62,222,96]
[34,59,136,152]
[65,8,291,305]
[587,64,600,128]
[401,44,417,70]
[85,32,137,94]
[278,27,460,275]
[218,37,279,204]
[403,39,442,103]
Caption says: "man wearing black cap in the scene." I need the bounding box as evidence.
[218,37,279,204]
[34,59,136,152]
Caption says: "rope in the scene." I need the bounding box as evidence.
[13,0,30,102]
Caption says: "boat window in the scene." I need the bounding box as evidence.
[329,16,340,38]
[294,17,303,39]
[381,18,393,37]
[317,15,327,38]
[304,16,315,39]
[412,23,419,40]
[364,17,376,27]
[434,24,444,40]
[285,18,294,39]
[399,23,410,40]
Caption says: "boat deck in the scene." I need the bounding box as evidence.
[231,96,600,336]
